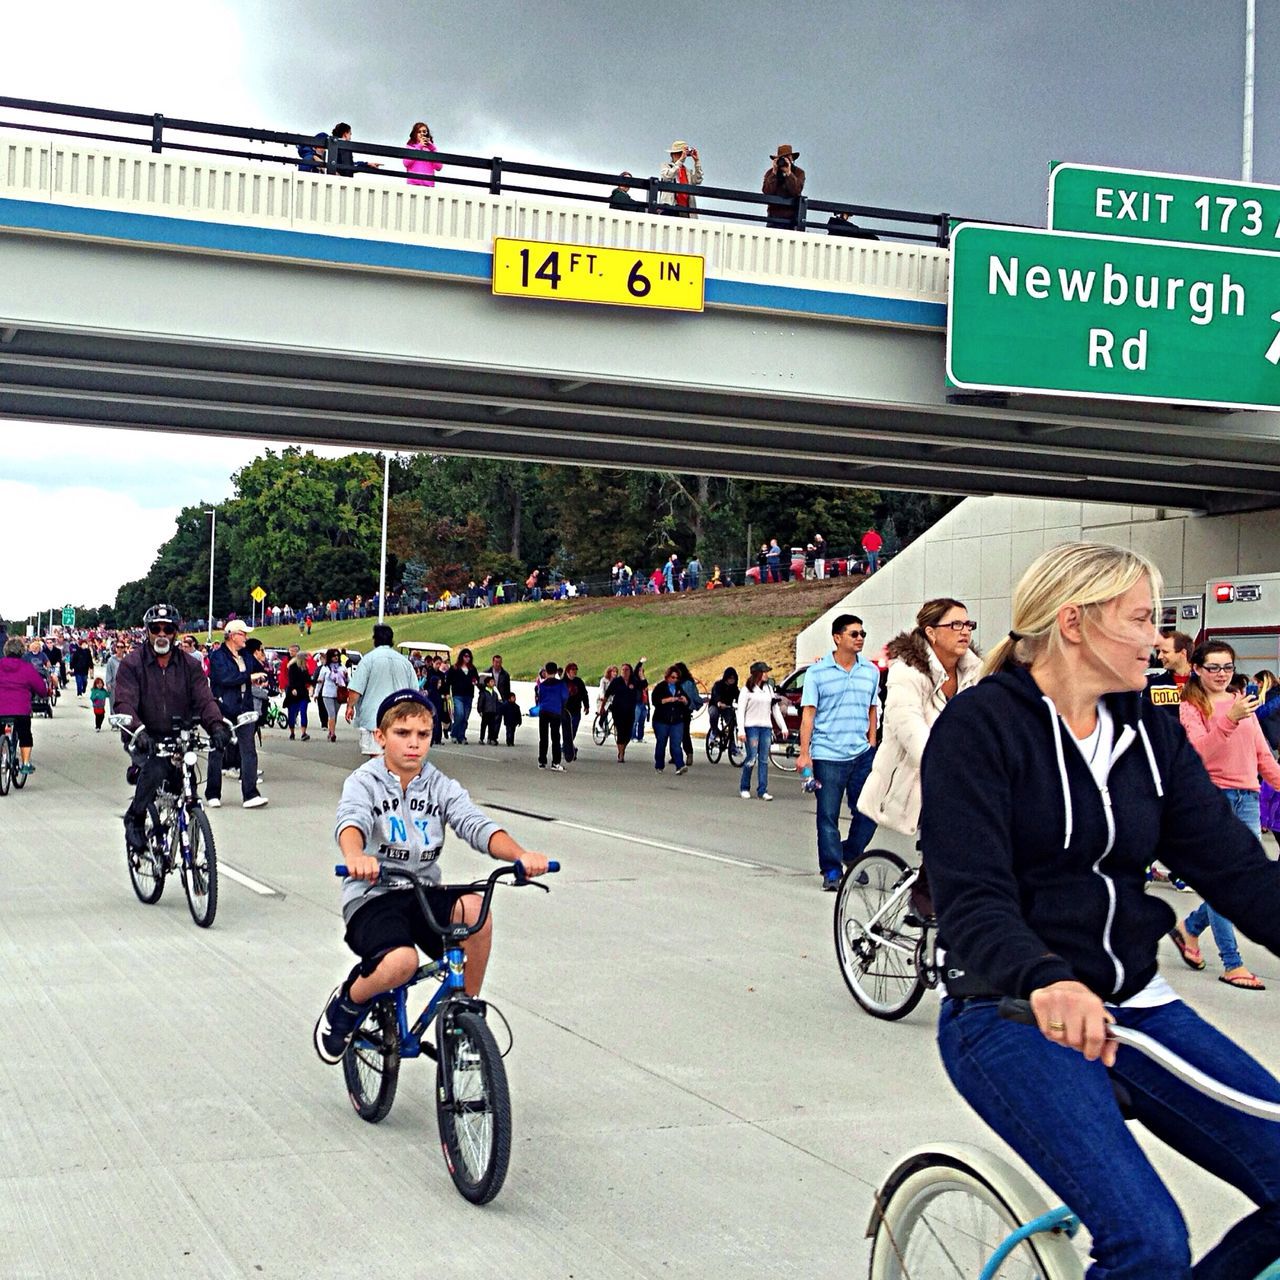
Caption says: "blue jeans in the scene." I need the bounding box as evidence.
[286,700,308,730]
[450,697,472,743]
[938,996,1280,1279]
[1185,788,1262,972]
[633,703,648,741]
[653,720,684,770]
[812,750,877,876]
[740,725,771,796]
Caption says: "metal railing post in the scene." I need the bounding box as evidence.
[489,156,503,195]
[151,113,164,154]
[325,135,338,175]
[937,213,951,248]
[646,177,660,215]
[794,193,808,231]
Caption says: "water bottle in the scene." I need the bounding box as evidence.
[801,766,821,794]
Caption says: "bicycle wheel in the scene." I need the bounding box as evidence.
[436,1007,512,1204]
[834,850,924,1020]
[180,807,218,927]
[0,735,11,796]
[128,803,167,904]
[769,734,800,772]
[705,730,724,763]
[13,741,29,789]
[869,1150,1083,1280]
[727,734,747,768]
[343,997,400,1123]
[592,715,608,746]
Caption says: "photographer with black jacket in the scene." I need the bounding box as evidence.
[762,144,805,229]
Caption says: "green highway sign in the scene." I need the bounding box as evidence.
[947,222,1280,410]
[61,606,75,626]
[1049,162,1280,253]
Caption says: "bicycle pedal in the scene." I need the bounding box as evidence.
[419,1039,438,1061]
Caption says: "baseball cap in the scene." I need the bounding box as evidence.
[750,661,772,674]
[224,620,253,635]
[376,688,435,726]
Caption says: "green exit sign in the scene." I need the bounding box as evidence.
[1049,162,1280,252]
[947,222,1280,410]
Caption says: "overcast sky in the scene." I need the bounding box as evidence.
[3,0,1274,618]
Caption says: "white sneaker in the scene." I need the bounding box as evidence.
[740,790,750,799]
[760,792,773,802]
[242,795,269,809]
[206,797,222,809]
[550,763,565,772]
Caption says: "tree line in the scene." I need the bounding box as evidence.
[32,449,956,627]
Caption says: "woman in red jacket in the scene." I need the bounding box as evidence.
[1169,641,1280,991]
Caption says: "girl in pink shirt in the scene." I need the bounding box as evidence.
[1171,641,1280,990]
[403,121,441,187]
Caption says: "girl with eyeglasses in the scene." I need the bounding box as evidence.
[859,598,982,845]
[1169,641,1280,991]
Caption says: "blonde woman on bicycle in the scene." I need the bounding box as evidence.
[920,542,1280,1279]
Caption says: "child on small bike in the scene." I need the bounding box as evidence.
[315,689,551,1064]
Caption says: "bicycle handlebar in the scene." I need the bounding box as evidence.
[333,860,560,943]
[999,997,1280,1120]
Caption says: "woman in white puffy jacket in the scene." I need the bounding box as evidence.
[857,597,982,837]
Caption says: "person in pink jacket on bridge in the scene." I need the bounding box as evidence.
[403,122,441,186]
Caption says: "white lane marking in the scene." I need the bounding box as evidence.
[218,862,279,896]
[552,818,759,868]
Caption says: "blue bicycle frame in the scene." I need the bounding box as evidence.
[978,1207,1079,1280]
[390,945,468,1062]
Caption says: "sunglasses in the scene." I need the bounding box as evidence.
[148,624,177,636]
[843,629,867,639]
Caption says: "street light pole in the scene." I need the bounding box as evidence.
[377,453,390,625]
[1244,0,1257,181]
[206,508,216,642]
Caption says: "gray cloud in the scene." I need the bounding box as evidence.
[231,0,1270,226]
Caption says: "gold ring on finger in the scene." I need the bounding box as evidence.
[1047,1021,1067,1032]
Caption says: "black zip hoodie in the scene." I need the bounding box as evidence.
[920,664,1280,1003]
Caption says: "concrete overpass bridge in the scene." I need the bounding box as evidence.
[1,102,1278,513]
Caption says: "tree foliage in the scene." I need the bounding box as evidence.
[110,448,959,623]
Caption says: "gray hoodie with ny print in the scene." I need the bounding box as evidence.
[334,756,503,924]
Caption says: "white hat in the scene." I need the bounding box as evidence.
[224,619,253,635]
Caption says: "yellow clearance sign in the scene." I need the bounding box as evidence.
[492,238,705,313]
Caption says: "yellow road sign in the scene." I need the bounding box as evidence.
[492,238,705,312]
[250,586,266,603]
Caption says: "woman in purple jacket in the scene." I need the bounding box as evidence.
[0,636,51,775]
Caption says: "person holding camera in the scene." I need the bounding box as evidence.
[762,143,805,230]
[659,141,702,218]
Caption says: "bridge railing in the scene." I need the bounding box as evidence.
[0,96,958,246]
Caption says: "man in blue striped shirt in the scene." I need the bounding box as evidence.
[797,614,880,890]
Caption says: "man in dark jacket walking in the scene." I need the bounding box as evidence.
[536,661,569,770]
[206,620,268,809]
[562,662,590,762]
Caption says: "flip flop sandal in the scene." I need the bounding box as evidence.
[1219,972,1267,991]
[1168,928,1206,970]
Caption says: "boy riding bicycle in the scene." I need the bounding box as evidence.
[315,689,551,1064]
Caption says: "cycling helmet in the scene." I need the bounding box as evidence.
[142,603,179,628]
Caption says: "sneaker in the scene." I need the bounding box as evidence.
[206,797,222,808]
[225,768,240,779]
[300,733,311,741]
[760,792,773,802]
[538,763,546,769]
[550,763,565,772]
[676,764,690,775]
[313,984,370,1064]
[123,818,147,853]
[740,790,751,799]
[822,869,841,892]
[19,763,34,775]
[243,795,269,809]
